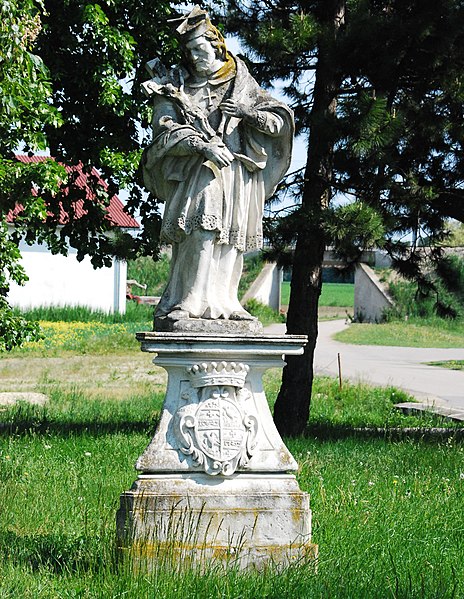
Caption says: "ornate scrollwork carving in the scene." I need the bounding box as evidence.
[174,361,258,476]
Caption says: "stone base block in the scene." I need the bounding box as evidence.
[154,315,263,335]
[116,473,316,570]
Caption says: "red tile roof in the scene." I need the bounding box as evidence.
[10,155,139,229]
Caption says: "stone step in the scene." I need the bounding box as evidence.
[395,402,464,422]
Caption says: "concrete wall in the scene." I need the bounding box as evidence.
[7,238,127,314]
[323,248,392,268]
[241,262,282,311]
[354,263,394,322]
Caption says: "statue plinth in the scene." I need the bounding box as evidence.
[153,315,264,335]
[116,332,317,569]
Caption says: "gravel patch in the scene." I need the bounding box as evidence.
[0,392,49,406]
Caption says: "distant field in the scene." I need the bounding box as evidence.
[281,282,354,307]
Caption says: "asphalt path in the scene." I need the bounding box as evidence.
[266,320,464,410]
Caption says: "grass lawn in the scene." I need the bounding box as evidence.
[281,282,354,308]
[334,317,464,348]
[427,360,464,371]
[0,318,463,597]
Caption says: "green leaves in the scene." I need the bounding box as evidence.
[0,221,27,288]
[0,0,181,350]
[341,93,399,158]
[0,0,62,153]
[0,297,43,351]
[324,202,385,263]
[0,220,43,352]
[0,1,68,351]
[82,3,136,109]
[0,3,69,354]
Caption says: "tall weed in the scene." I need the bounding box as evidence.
[243,298,285,326]
[238,253,264,298]
[19,302,153,324]
[127,253,170,296]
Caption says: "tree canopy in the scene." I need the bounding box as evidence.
[0,0,182,350]
[0,0,66,349]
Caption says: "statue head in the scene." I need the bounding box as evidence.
[173,6,228,74]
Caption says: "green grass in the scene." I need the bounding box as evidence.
[11,304,153,356]
[263,371,457,429]
[290,435,464,598]
[334,317,464,348]
[281,282,354,307]
[127,254,170,296]
[8,320,150,356]
[243,298,285,326]
[0,376,463,597]
[427,360,464,371]
[1,320,463,596]
[19,301,155,324]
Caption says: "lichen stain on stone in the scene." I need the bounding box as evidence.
[118,540,319,571]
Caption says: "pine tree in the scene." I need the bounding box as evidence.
[219,0,464,435]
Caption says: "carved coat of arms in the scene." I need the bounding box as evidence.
[174,362,258,475]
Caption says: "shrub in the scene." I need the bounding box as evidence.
[387,254,464,320]
[243,298,285,326]
[238,253,264,299]
[128,251,265,301]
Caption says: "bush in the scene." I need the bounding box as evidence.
[388,254,464,320]
[238,253,264,299]
[436,254,464,302]
[243,298,285,326]
[128,251,265,300]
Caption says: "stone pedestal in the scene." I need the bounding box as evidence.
[117,333,316,569]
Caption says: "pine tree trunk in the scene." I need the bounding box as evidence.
[274,1,345,437]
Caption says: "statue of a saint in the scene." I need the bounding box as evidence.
[141,6,293,326]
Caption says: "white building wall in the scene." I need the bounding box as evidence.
[7,239,127,314]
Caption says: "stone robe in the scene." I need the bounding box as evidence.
[142,55,294,320]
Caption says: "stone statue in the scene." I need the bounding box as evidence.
[119,16,312,564]
[141,6,294,327]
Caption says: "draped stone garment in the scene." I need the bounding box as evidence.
[142,56,294,320]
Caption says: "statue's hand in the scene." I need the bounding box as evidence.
[202,141,234,168]
[220,99,255,120]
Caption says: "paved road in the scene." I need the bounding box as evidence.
[266,320,464,410]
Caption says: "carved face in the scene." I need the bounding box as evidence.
[185,35,222,76]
